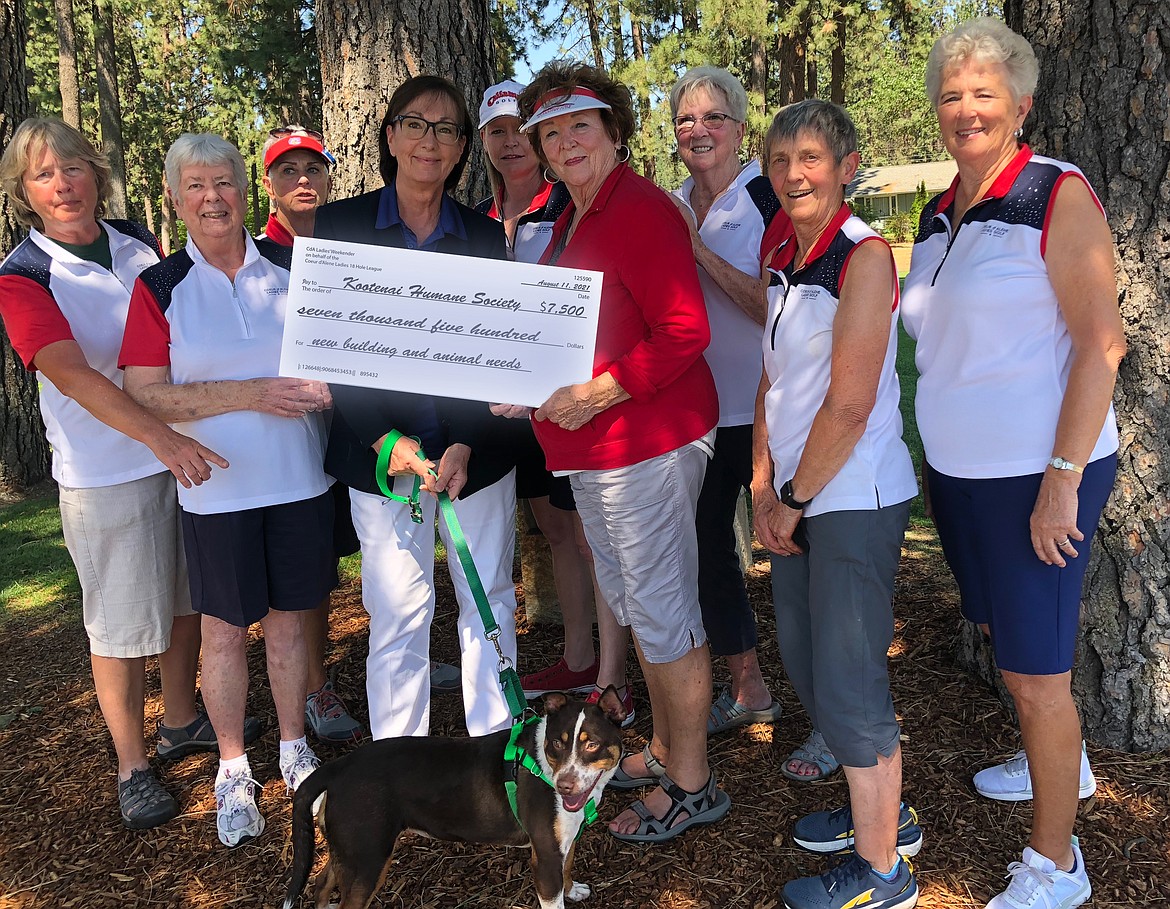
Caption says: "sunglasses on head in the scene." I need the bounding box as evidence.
[269,126,325,141]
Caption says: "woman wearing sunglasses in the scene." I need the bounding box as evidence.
[312,76,518,742]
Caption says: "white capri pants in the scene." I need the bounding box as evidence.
[349,469,518,739]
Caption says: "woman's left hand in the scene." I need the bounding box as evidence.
[1030,471,1084,567]
[767,502,806,557]
[534,383,605,431]
[432,443,471,500]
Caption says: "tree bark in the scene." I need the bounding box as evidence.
[92,0,127,218]
[608,0,624,65]
[581,0,606,71]
[315,0,495,202]
[0,0,51,492]
[159,141,176,255]
[54,0,82,129]
[777,32,803,105]
[960,0,1170,751]
[630,18,653,183]
[830,16,846,105]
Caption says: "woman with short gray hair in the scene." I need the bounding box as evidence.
[754,99,920,909]
[121,132,335,848]
[665,66,788,742]
[904,17,1123,909]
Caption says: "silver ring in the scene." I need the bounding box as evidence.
[1057,537,1070,547]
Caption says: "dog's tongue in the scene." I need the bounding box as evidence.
[561,791,589,813]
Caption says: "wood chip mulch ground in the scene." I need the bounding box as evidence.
[1,533,1167,908]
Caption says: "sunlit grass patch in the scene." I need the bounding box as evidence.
[0,492,79,621]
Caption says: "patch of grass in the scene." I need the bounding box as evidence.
[0,491,79,622]
[896,321,927,525]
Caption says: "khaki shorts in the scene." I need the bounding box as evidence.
[571,443,709,664]
[58,471,193,659]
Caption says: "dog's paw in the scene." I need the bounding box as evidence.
[567,881,592,902]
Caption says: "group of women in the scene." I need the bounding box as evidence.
[0,15,1123,909]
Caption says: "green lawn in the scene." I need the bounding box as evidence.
[896,322,927,526]
[0,492,78,622]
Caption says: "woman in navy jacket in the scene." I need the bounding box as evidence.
[313,76,519,741]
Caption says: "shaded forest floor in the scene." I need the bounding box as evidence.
[1,528,1168,908]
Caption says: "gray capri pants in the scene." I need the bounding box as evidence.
[770,500,910,768]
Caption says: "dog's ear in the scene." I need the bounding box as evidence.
[593,685,628,727]
[541,691,570,715]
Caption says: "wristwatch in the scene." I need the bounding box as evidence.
[779,479,812,511]
[1048,456,1084,475]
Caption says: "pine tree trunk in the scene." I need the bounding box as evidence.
[315,0,495,202]
[830,17,846,105]
[0,0,51,492]
[630,19,653,183]
[582,0,606,71]
[92,0,128,218]
[750,36,766,114]
[777,33,803,105]
[608,0,624,65]
[960,0,1170,751]
[54,0,82,128]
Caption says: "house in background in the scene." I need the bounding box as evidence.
[847,160,957,222]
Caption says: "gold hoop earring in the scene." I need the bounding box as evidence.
[543,167,557,184]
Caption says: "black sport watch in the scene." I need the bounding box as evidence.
[779,479,812,511]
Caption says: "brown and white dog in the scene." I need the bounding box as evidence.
[282,687,628,909]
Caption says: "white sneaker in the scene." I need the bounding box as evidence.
[974,743,1096,802]
[279,739,320,794]
[985,839,1091,908]
[214,768,265,847]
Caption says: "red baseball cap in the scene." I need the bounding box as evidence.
[263,133,329,172]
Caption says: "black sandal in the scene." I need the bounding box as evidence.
[156,712,262,761]
[118,767,179,830]
[609,770,731,843]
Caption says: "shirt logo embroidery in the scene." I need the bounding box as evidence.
[980,223,1010,238]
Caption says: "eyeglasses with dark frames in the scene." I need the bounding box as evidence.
[673,112,739,133]
[391,115,464,146]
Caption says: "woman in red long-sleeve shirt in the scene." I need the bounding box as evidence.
[496,62,725,846]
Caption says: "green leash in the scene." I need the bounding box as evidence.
[375,433,526,719]
[375,434,598,834]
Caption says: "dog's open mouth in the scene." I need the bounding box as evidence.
[560,790,590,812]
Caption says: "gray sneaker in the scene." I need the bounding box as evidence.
[305,678,364,743]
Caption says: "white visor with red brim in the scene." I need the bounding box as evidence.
[521,88,612,132]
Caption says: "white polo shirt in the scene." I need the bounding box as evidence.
[761,205,917,518]
[900,146,1118,479]
[0,220,166,488]
[674,161,784,426]
[120,233,329,515]
[477,182,572,264]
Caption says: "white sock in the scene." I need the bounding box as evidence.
[216,753,250,784]
[280,736,308,764]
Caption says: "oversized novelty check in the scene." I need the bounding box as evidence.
[279,237,601,407]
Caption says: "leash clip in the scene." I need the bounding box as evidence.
[486,628,512,670]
